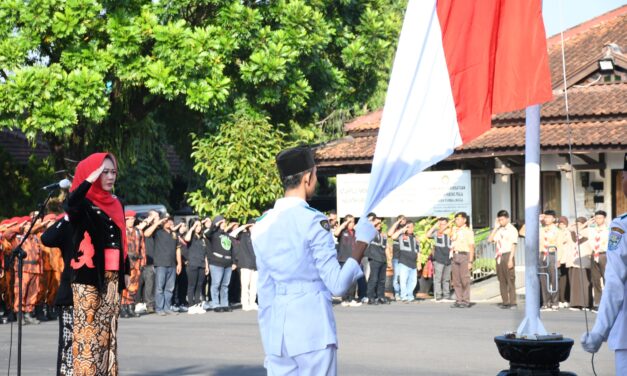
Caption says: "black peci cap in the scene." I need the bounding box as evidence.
[276,146,315,179]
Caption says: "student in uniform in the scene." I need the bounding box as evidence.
[365,213,388,305]
[427,217,452,302]
[12,215,46,325]
[184,219,209,314]
[391,221,419,302]
[450,212,475,308]
[582,153,627,374]
[232,220,258,311]
[120,210,142,318]
[588,210,609,310]
[205,215,236,312]
[387,215,407,301]
[252,146,376,376]
[539,210,561,311]
[488,210,519,309]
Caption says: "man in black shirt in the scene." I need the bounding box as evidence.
[335,215,362,307]
[426,217,452,301]
[365,213,388,305]
[136,210,158,313]
[144,215,182,316]
[232,221,257,311]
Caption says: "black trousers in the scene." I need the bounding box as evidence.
[138,265,155,309]
[367,259,387,300]
[187,266,205,305]
[173,267,188,306]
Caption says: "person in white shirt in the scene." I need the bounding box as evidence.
[252,146,376,376]
[488,210,518,308]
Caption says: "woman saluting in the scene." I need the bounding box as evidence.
[65,153,129,376]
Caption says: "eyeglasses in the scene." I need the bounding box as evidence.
[102,169,117,176]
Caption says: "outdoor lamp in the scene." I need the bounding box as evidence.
[598,57,614,72]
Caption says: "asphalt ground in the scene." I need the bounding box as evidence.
[0,301,614,375]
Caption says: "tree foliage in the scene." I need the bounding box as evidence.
[0,0,406,213]
[188,103,284,221]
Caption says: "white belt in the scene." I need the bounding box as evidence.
[212,252,231,259]
[274,280,326,295]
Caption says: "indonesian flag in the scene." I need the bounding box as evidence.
[362,0,552,215]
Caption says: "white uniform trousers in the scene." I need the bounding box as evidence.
[265,343,337,376]
[616,349,627,375]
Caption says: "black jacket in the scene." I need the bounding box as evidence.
[40,217,74,306]
[205,227,233,268]
[233,231,256,270]
[64,181,129,293]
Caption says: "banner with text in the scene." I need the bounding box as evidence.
[337,170,472,218]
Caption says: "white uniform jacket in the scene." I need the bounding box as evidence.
[251,197,363,357]
[594,213,627,350]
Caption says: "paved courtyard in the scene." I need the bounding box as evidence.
[0,301,613,375]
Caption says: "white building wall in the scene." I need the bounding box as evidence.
[489,152,624,223]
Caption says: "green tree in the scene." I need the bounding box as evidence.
[187,102,284,221]
[0,0,405,211]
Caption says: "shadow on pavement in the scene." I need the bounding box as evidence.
[129,365,266,376]
[212,365,266,376]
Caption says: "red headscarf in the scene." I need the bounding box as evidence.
[70,153,127,261]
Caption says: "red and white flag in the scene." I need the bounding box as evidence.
[362,0,552,215]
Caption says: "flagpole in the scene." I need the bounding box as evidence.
[494,105,574,375]
[516,104,547,337]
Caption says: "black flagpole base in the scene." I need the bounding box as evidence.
[494,336,576,376]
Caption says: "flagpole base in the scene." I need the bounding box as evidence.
[494,336,575,376]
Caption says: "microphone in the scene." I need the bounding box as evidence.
[42,179,72,191]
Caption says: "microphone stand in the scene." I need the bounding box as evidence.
[10,190,54,376]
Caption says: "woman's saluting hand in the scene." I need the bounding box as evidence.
[85,162,106,184]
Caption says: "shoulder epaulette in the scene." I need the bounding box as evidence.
[620,212,627,219]
[304,206,321,214]
[256,212,268,222]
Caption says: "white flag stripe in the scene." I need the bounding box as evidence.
[362,0,461,216]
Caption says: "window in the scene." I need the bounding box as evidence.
[510,173,525,226]
[471,174,490,228]
[541,171,561,213]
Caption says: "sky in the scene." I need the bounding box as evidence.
[542,0,626,37]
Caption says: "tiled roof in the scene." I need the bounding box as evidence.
[344,109,383,133]
[493,83,627,123]
[546,5,627,86]
[316,119,627,164]
[451,119,627,159]
[0,130,50,164]
[315,136,376,165]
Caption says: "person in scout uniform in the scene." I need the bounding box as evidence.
[582,153,627,374]
[252,146,377,376]
[488,210,519,309]
[588,210,609,310]
[121,210,142,318]
[539,210,562,311]
[450,212,475,308]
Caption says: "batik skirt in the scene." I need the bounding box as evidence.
[72,272,120,376]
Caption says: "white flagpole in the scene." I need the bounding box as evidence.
[516,104,548,337]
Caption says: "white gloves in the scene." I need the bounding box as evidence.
[580,332,604,353]
[355,219,377,244]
